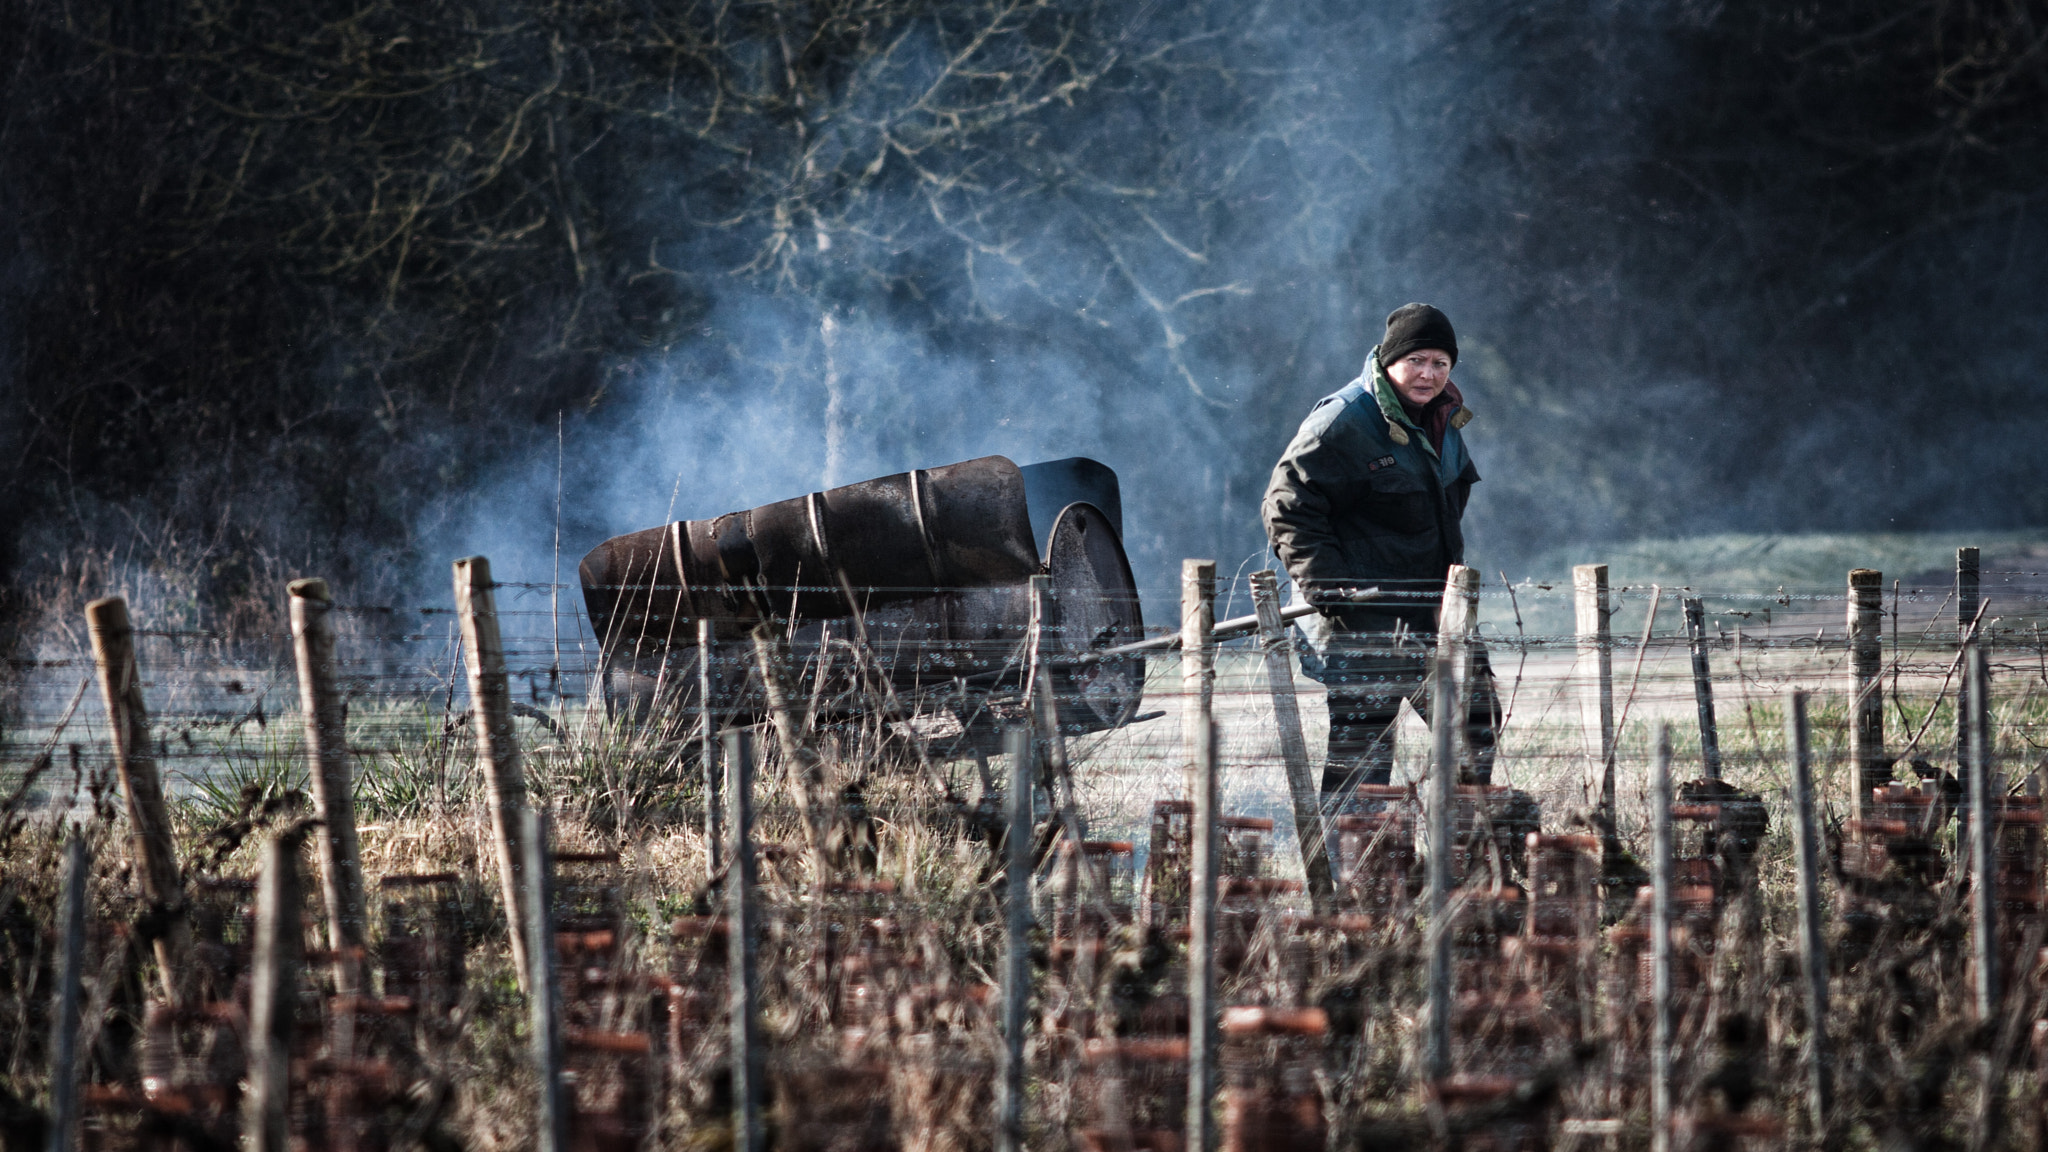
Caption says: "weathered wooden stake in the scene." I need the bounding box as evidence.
[1181,560,1217,802]
[522,807,567,1152]
[1965,637,2002,1152]
[1785,690,1833,1139]
[1956,546,1981,767]
[246,833,302,1152]
[1029,574,1088,849]
[997,726,1033,1152]
[85,596,191,1006]
[1574,565,1616,828]
[1682,597,1723,781]
[453,557,533,991]
[1650,724,1675,1152]
[1847,569,1885,824]
[1435,566,1480,782]
[289,578,367,994]
[1423,652,1457,1085]
[1966,639,1997,1023]
[725,730,764,1152]
[45,835,87,1152]
[1249,570,1334,914]
[699,618,722,878]
[1186,714,1219,1152]
[750,624,832,887]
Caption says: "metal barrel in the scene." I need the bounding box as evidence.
[579,455,1145,750]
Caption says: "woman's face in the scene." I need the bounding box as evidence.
[1386,349,1452,406]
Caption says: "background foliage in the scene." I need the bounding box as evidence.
[3,0,2045,639]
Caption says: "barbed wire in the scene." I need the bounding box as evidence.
[8,572,2047,832]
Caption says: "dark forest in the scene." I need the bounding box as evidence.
[4,0,2045,639]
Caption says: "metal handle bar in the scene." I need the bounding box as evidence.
[1067,587,1382,665]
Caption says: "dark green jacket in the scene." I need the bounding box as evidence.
[1261,346,1479,632]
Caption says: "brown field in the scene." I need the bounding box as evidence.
[4,549,2048,1150]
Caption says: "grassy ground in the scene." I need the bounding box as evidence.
[1486,528,2048,640]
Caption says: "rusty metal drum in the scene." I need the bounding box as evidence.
[578,455,1146,755]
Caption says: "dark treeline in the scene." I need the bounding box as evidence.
[2,0,2044,643]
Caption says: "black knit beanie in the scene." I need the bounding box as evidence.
[1378,303,1458,369]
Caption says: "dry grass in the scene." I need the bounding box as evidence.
[6,616,2048,1149]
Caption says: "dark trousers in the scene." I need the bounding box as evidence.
[1319,632,1500,807]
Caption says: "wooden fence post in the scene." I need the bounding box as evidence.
[1785,690,1832,1140]
[1682,598,1723,781]
[997,726,1033,1152]
[1423,651,1457,1085]
[1249,570,1334,914]
[1186,713,1219,1152]
[1956,547,1980,767]
[751,624,832,889]
[522,807,567,1152]
[1435,566,1480,781]
[1029,574,1088,850]
[699,618,722,879]
[725,730,764,1152]
[454,557,533,992]
[246,832,303,1152]
[1848,569,1885,826]
[1966,639,1997,1023]
[1573,565,1616,830]
[45,835,88,1152]
[1965,637,2002,1152]
[1650,724,1674,1152]
[85,596,191,1007]
[1181,561,1217,802]
[289,578,367,995]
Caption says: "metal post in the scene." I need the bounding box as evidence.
[998,726,1034,1152]
[1423,653,1457,1084]
[1574,565,1616,830]
[1181,560,1217,800]
[1785,690,1832,1137]
[289,578,367,995]
[521,807,566,1152]
[85,597,191,1007]
[45,836,88,1152]
[1956,546,1981,767]
[699,618,722,878]
[246,833,302,1152]
[1179,558,1220,1150]
[453,557,532,991]
[1650,724,1674,1152]
[1248,570,1334,913]
[726,731,763,1152]
[1186,715,1219,1152]
[1848,569,1884,825]
[1682,598,1723,781]
[1966,640,1997,1023]
[1427,563,1479,1087]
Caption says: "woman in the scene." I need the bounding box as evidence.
[1262,303,1499,804]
